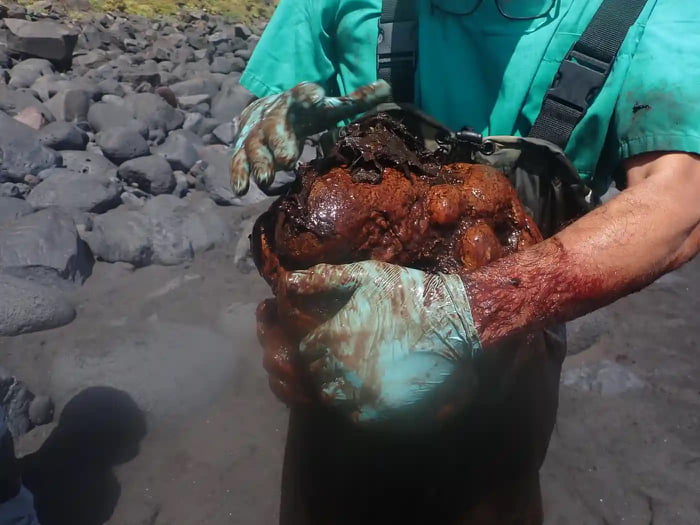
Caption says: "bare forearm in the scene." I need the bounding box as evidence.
[463,153,700,347]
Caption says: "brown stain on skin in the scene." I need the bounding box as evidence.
[251,114,558,525]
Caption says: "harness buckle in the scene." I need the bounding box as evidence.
[543,49,610,113]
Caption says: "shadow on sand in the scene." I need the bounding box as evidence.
[21,386,147,525]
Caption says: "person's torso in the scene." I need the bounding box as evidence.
[333,0,657,193]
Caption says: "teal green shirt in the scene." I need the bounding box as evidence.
[241,0,700,196]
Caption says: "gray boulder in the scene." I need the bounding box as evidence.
[171,46,196,64]
[87,102,148,137]
[0,85,55,122]
[32,77,100,103]
[0,197,33,225]
[183,114,221,137]
[5,19,78,67]
[0,207,93,286]
[0,183,30,199]
[0,111,61,183]
[210,56,245,74]
[45,89,90,122]
[125,92,184,133]
[121,68,161,87]
[96,127,150,165]
[84,192,231,267]
[234,48,253,61]
[26,170,121,213]
[169,77,221,98]
[60,150,117,178]
[8,58,54,89]
[0,48,10,69]
[210,78,254,122]
[37,121,89,150]
[234,23,253,40]
[153,130,201,172]
[118,155,175,195]
[177,94,210,110]
[0,273,76,336]
[212,122,238,145]
[97,78,126,97]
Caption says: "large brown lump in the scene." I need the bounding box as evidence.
[252,114,542,290]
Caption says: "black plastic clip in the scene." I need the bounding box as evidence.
[544,49,610,113]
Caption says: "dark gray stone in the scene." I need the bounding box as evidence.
[169,77,221,98]
[212,122,237,146]
[84,192,231,267]
[0,111,61,183]
[171,46,195,64]
[0,196,33,225]
[26,170,122,213]
[234,48,253,61]
[37,121,89,150]
[87,102,148,137]
[120,68,161,87]
[97,78,126,97]
[211,55,245,74]
[0,183,30,198]
[158,61,175,73]
[45,89,90,122]
[5,19,78,67]
[100,94,124,106]
[0,207,93,286]
[0,273,76,336]
[185,30,208,50]
[96,127,150,165]
[8,58,54,89]
[60,150,117,178]
[182,112,204,133]
[172,171,188,197]
[210,78,254,122]
[234,23,252,40]
[118,155,175,195]
[125,92,184,133]
[153,130,201,172]
[49,78,102,100]
[72,49,110,69]
[177,94,210,110]
[0,48,10,69]
[0,84,55,123]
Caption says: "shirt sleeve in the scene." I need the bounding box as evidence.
[611,3,700,163]
[240,0,340,98]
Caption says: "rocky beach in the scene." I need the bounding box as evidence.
[0,2,698,523]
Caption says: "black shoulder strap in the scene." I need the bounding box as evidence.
[377,0,418,103]
[528,0,650,148]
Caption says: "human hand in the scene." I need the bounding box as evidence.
[283,261,482,424]
[229,80,392,196]
[256,299,314,405]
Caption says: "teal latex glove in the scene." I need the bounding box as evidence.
[229,80,392,196]
[285,261,482,424]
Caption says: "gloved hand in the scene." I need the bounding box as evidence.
[229,80,392,196]
[283,261,483,424]
[256,299,315,405]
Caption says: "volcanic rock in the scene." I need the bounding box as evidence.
[5,19,78,68]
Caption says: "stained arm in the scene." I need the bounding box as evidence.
[464,152,700,347]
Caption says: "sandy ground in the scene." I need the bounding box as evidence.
[1,200,698,525]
